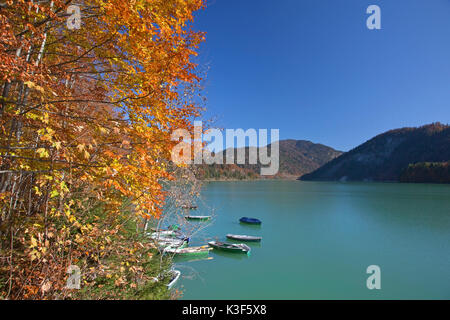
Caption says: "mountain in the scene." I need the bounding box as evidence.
[196,139,343,180]
[301,123,450,182]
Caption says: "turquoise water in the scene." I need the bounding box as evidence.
[175,181,450,299]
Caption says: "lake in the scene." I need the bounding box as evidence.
[174,180,450,299]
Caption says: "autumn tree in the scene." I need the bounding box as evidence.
[0,0,205,299]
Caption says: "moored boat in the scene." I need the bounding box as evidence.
[185,215,211,221]
[239,217,262,225]
[208,241,251,253]
[164,245,213,256]
[150,230,189,241]
[149,230,176,239]
[155,237,188,249]
[226,234,262,242]
[167,269,181,289]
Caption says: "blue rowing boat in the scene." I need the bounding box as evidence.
[239,217,262,225]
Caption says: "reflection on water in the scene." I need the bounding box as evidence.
[209,249,251,260]
[239,222,262,230]
[173,255,214,264]
[225,238,262,248]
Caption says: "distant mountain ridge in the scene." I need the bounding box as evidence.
[301,123,450,182]
[196,139,343,180]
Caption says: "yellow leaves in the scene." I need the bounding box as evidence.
[43,112,49,124]
[76,144,90,159]
[24,81,45,94]
[30,249,41,261]
[52,141,62,150]
[25,112,39,120]
[34,186,42,196]
[99,126,108,134]
[77,144,85,152]
[45,127,54,136]
[60,181,69,193]
[50,190,59,198]
[36,148,49,158]
[30,236,38,248]
[75,234,83,244]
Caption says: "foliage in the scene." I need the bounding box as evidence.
[0,0,205,299]
[399,161,450,184]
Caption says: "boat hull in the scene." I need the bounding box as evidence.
[185,216,211,222]
[164,246,212,256]
[226,234,262,242]
[239,217,262,225]
[208,241,251,253]
[156,239,188,249]
[167,269,181,289]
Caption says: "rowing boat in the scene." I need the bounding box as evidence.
[150,230,189,241]
[149,230,176,239]
[156,238,188,249]
[167,269,181,289]
[226,234,262,242]
[239,217,262,225]
[164,245,213,256]
[208,241,251,253]
[185,215,211,221]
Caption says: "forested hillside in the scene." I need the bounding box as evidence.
[301,123,450,182]
[196,140,342,180]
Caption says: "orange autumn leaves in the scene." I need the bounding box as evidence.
[0,0,205,299]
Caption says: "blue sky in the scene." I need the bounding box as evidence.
[192,0,450,151]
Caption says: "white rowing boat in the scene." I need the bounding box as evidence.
[164,245,212,255]
[226,234,262,242]
[149,230,176,239]
[185,215,211,221]
[156,238,188,249]
[167,269,181,289]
